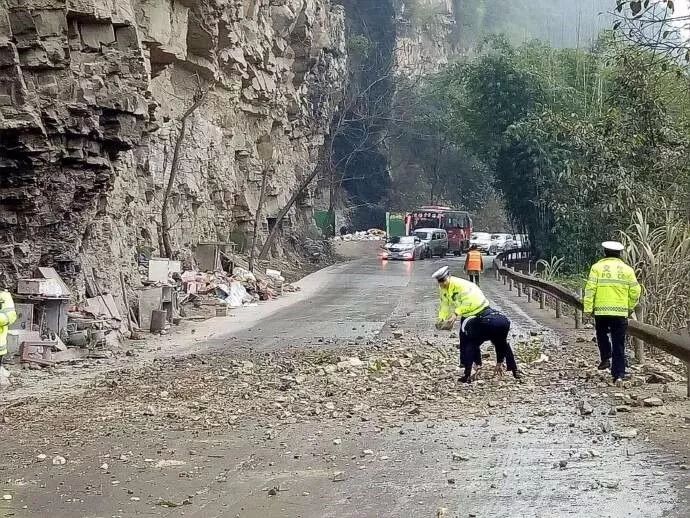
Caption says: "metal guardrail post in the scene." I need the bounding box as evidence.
[517,281,522,297]
[555,299,562,319]
[508,278,513,291]
[633,305,645,364]
[686,318,690,398]
[539,290,545,309]
[527,285,532,303]
[575,288,583,329]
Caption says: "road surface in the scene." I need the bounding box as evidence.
[1,253,688,518]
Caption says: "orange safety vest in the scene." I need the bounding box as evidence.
[466,250,482,271]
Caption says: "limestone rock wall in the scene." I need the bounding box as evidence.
[394,0,457,76]
[0,0,346,295]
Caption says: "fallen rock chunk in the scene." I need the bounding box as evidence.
[578,399,594,416]
[155,460,186,469]
[452,452,470,462]
[612,428,638,439]
[643,397,663,407]
[52,455,66,466]
[332,471,346,482]
[517,427,528,434]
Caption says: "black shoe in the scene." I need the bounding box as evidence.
[512,369,522,380]
[598,359,611,370]
[459,375,472,384]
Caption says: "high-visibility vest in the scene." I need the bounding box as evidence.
[438,277,489,321]
[466,250,482,271]
[583,258,641,317]
[0,290,16,357]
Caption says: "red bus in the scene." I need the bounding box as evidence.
[405,206,473,255]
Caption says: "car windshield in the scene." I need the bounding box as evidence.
[398,236,415,245]
[491,234,502,240]
[472,233,491,240]
[414,231,431,240]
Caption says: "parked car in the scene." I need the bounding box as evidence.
[380,235,426,261]
[514,234,529,249]
[469,232,492,253]
[413,228,449,258]
[489,233,517,254]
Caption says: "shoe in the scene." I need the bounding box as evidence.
[459,375,472,384]
[512,369,522,380]
[613,378,623,387]
[598,359,611,370]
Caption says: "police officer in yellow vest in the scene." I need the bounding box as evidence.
[583,241,641,383]
[464,244,484,286]
[433,266,520,383]
[0,289,16,368]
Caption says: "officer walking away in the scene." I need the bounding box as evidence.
[0,288,17,369]
[432,266,520,383]
[583,241,641,384]
[464,244,484,286]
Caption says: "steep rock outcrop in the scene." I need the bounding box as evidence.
[394,0,457,76]
[0,0,346,293]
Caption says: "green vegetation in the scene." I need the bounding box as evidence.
[417,34,690,272]
[346,34,373,60]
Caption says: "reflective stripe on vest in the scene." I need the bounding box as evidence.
[466,251,482,271]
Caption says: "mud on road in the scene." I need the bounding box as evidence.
[1,325,688,517]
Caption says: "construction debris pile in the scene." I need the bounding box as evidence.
[4,244,296,373]
[334,229,386,242]
[132,244,293,333]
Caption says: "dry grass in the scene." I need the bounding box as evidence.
[621,208,690,332]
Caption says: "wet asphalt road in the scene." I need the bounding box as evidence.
[1,253,687,517]
[232,255,462,349]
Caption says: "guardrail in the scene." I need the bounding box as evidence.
[494,249,690,393]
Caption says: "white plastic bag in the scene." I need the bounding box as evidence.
[225,281,249,307]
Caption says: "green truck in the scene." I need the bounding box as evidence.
[386,212,406,238]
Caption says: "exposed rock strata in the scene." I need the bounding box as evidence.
[0,0,346,294]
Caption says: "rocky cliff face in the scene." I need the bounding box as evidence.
[394,0,458,76]
[0,0,346,294]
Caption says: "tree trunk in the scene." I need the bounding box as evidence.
[249,167,268,272]
[258,167,320,260]
[160,90,208,258]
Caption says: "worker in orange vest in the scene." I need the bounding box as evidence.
[464,244,484,286]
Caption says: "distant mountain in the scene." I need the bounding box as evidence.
[453,0,614,49]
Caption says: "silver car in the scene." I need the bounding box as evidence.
[381,236,426,261]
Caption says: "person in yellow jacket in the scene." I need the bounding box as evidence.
[464,244,484,285]
[583,241,641,382]
[433,266,520,383]
[0,289,16,368]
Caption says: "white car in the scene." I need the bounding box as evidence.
[469,232,492,252]
[489,233,517,254]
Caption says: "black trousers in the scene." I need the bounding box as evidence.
[460,309,517,377]
[467,271,480,286]
[595,316,628,379]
